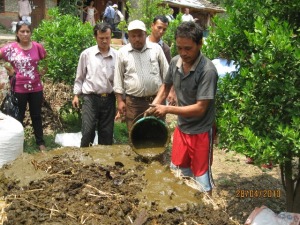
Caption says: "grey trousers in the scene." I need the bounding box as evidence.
[81,94,116,147]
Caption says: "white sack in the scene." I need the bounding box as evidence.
[245,205,300,225]
[0,112,24,168]
[55,132,98,147]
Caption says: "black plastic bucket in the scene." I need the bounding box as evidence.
[129,116,170,158]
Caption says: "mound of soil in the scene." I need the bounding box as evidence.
[0,149,237,225]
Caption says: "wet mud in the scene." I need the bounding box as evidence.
[0,145,237,225]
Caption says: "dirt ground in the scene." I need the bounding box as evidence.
[0,69,286,225]
[0,144,286,225]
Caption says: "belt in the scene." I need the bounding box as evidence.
[90,93,113,97]
[126,95,156,102]
[99,93,110,97]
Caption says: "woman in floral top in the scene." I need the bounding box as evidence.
[0,21,47,151]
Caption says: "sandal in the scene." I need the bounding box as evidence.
[39,145,46,151]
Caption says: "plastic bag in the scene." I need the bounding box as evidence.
[245,205,300,225]
[55,132,98,147]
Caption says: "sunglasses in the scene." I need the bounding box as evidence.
[17,21,31,26]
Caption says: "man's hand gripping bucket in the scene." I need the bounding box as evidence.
[129,116,170,159]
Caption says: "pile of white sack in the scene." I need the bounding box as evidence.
[245,205,300,225]
[0,112,24,168]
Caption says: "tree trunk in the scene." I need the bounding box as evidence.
[282,153,300,212]
[292,157,300,212]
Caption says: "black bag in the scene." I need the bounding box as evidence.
[0,75,19,119]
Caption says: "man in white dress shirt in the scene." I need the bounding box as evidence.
[72,23,117,147]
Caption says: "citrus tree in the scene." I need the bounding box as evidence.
[32,7,95,85]
[203,0,300,212]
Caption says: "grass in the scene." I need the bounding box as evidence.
[24,133,61,153]
[23,117,129,153]
[114,122,129,144]
[59,105,82,133]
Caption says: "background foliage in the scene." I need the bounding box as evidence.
[32,8,95,85]
[127,0,170,30]
[57,0,83,17]
[126,0,181,57]
[202,0,300,212]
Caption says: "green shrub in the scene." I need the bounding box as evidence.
[163,13,182,57]
[59,101,82,132]
[203,0,300,212]
[32,7,95,85]
[57,0,82,17]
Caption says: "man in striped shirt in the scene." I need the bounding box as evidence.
[113,20,169,131]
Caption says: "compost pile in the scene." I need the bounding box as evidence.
[0,152,236,225]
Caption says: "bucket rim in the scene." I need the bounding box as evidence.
[134,116,166,124]
[129,116,170,159]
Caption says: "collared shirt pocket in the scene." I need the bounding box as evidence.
[150,55,159,76]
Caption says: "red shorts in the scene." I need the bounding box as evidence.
[171,127,213,177]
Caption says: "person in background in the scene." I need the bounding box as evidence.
[147,15,171,63]
[18,0,32,23]
[147,15,177,105]
[72,23,117,147]
[113,20,169,131]
[84,0,98,26]
[166,8,175,22]
[103,1,115,31]
[182,8,198,22]
[112,4,124,30]
[0,21,47,151]
[145,22,218,196]
[82,0,89,22]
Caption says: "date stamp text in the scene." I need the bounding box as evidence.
[235,189,281,198]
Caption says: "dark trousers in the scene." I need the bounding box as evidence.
[81,94,116,147]
[125,95,155,132]
[15,91,45,146]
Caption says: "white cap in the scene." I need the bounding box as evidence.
[128,20,146,32]
[112,4,118,8]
